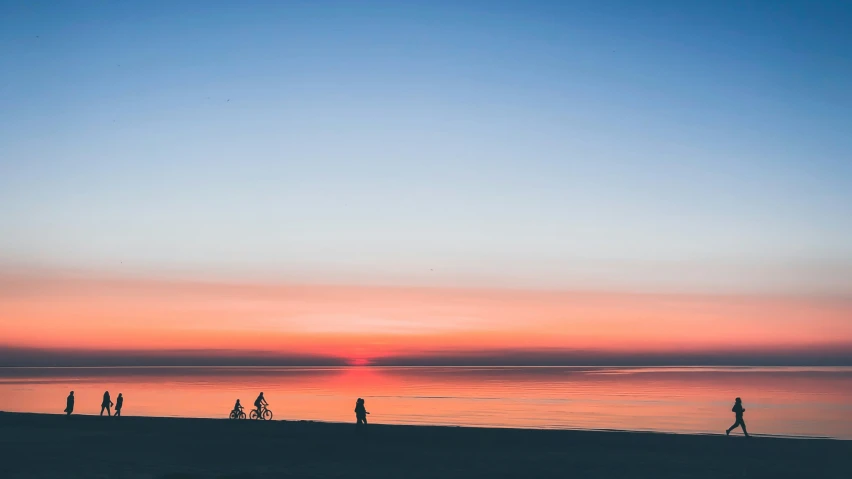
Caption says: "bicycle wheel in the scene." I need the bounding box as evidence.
[262,409,273,421]
[229,411,237,420]
[238,411,246,419]
[249,410,260,420]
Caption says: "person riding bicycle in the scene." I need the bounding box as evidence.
[254,392,267,418]
[233,399,243,416]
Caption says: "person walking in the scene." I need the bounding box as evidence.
[100,391,113,416]
[115,393,124,417]
[354,398,369,434]
[64,391,74,416]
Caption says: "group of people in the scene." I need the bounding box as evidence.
[231,391,269,418]
[229,393,370,431]
[62,389,745,436]
[63,390,124,417]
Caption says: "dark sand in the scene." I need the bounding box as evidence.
[1,412,848,478]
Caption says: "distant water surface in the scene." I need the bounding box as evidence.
[0,366,849,439]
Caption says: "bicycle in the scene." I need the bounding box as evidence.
[250,405,273,420]
[229,408,246,420]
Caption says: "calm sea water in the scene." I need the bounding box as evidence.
[0,366,850,439]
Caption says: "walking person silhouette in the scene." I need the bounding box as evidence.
[355,398,369,434]
[100,391,113,416]
[115,393,124,417]
[726,397,750,437]
[64,391,74,416]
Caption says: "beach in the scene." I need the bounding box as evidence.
[1,412,848,479]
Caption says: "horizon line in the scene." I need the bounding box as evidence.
[2,364,852,369]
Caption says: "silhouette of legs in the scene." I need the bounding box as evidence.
[727,418,749,437]
[356,416,368,434]
[739,418,749,437]
[115,409,121,417]
[100,405,111,416]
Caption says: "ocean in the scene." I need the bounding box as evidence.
[1,366,849,439]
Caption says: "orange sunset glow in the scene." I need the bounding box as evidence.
[3,3,852,477]
[2,271,850,365]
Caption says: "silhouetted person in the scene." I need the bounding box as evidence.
[64,391,74,416]
[726,397,750,437]
[100,391,113,416]
[233,399,243,416]
[115,393,123,417]
[254,392,267,418]
[355,398,369,433]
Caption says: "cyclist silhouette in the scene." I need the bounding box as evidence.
[229,399,246,419]
[254,392,267,418]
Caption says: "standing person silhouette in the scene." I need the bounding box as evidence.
[726,397,750,437]
[354,398,369,433]
[254,392,267,418]
[64,391,74,416]
[100,391,113,416]
[115,393,124,417]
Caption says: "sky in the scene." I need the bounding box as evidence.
[1,1,851,365]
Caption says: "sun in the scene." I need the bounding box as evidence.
[347,358,371,366]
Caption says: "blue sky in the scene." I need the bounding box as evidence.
[1,0,850,294]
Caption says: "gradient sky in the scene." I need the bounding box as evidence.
[1,1,850,364]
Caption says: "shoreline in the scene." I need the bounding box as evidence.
[2,412,849,478]
[0,410,843,441]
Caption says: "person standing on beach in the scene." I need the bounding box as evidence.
[100,390,113,416]
[354,398,369,433]
[115,393,124,417]
[726,397,750,437]
[64,391,74,416]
